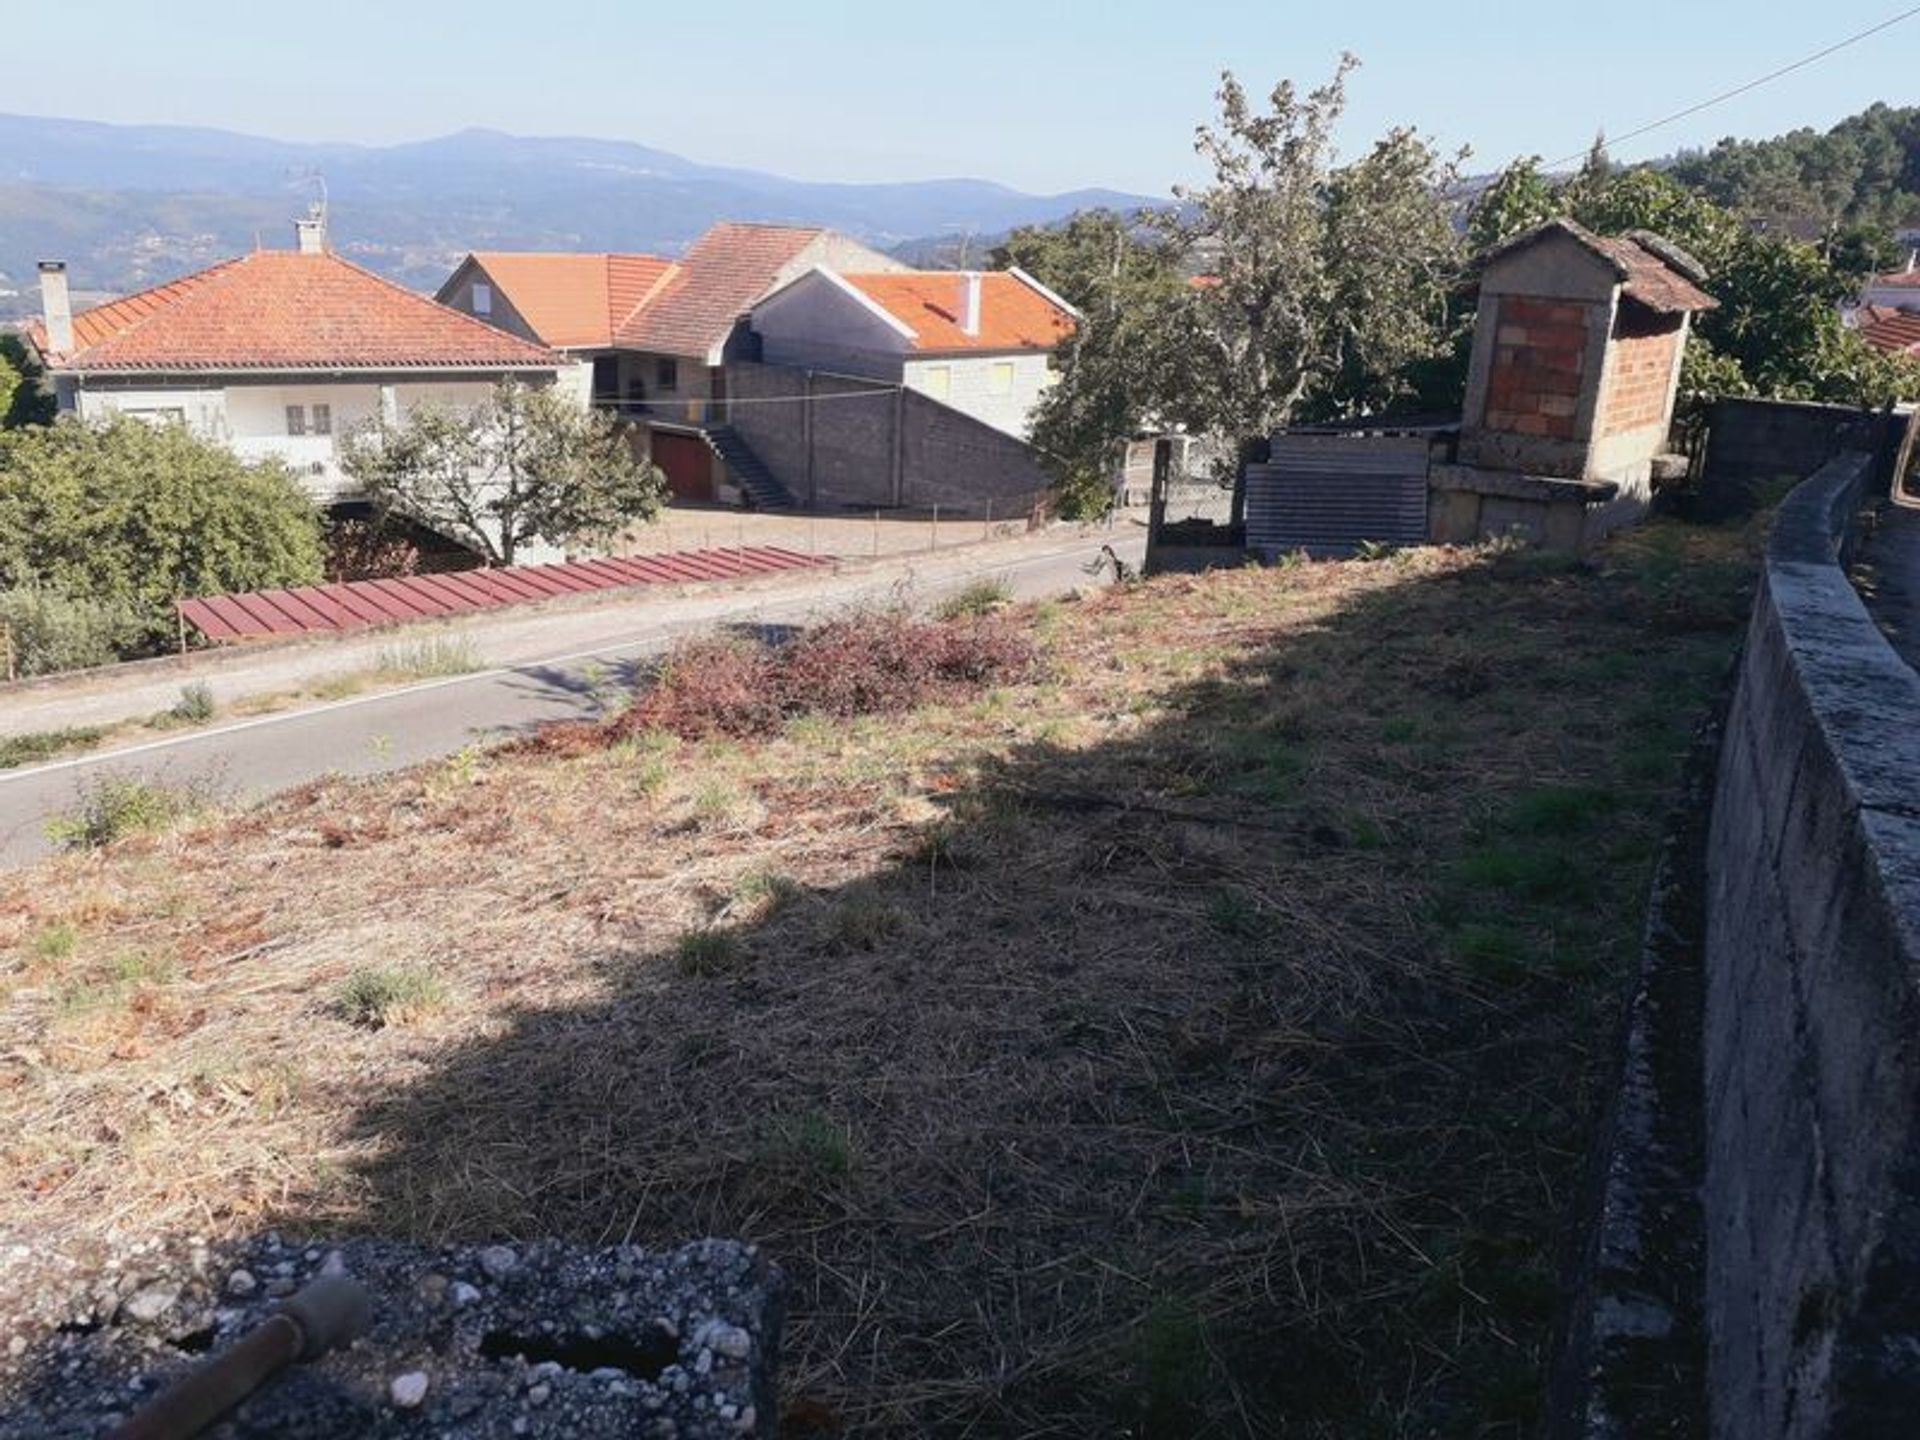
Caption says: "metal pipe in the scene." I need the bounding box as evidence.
[108,1275,370,1440]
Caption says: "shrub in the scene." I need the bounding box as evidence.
[171,682,216,724]
[325,516,420,582]
[374,637,483,678]
[0,587,145,677]
[621,609,1039,741]
[333,964,447,1028]
[626,637,783,739]
[45,775,200,850]
[0,416,325,649]
[0,725,107,769]
[934,578,1012,620]
[675,927,743,977]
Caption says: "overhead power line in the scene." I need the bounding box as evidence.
[1545,4,1920,169]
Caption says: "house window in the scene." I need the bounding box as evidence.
[656,357,679,392]
[472,282,493,316]
[310,403,333,436]
[922,365,952,400]
[988,361,1015,397]
[285,405,307,436]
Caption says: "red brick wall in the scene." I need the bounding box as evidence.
[1483,296,1589,440]
[1598,313,1683,438]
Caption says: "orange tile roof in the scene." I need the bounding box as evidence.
[837,270,1075,352]
[617,223,826,358]
[1872,267,1920,290]
[1859,308,1920,354]
[461,251,678,349]
[34,249,566,373]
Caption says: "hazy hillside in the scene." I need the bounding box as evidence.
[0,114,1159,316]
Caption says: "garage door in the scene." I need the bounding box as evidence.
[651,430,715,502]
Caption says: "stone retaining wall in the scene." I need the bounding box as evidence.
[1702,451,1920,1436]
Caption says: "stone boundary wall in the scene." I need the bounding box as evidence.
[1703,451,1920,1437]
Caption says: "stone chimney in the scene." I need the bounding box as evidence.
[294,211,328,255]
[37,261,73,354]
[959,272,982,337]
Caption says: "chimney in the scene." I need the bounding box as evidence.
[294,211,328,255]
[959,271,982,337]
[38,261,73,354]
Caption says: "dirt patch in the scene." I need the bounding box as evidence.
[0,517,1759,1436]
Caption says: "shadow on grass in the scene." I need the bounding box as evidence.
[152,525,1760,1435]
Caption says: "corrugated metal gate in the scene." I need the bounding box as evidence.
[1246,435,1431,559]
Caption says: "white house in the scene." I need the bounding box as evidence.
[748,267,1078,438]
[1861,254,1920,312]
[27,218,584,505]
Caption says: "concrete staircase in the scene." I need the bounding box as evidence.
[703,426,796,511]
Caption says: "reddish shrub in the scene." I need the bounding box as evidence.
[624,636,784,739]
[617,610,1039,741]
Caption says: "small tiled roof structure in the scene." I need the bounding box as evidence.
[31,250,566,373]
[1476,219,1719,314]
[451,252,679,349]
[614,222,825,358]
[836,269,1077,352]
[1858,307,1920,355]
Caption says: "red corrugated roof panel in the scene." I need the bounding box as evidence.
[178,546,830,643]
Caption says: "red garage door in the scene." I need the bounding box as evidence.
[652,430,715,502]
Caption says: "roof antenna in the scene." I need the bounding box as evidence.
[288,168,330,254]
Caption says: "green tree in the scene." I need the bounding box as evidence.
[1467,158,1559,253]
[990,209,1185,315]
[1167,58,1464,447]
[0,335,56,430]
[0,416,325,649]
[1004,212,1190,516]
[342,381,664,566]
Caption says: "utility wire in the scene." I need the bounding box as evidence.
[1545,4,1920,169]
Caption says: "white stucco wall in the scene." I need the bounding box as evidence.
[71,369,587,503]
[903,352,1055,439]
[752,272,910,383]
[1862,277,1920,311]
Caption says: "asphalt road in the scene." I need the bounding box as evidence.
[0,532,1143,870]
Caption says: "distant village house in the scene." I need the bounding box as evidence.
[25,215,582,508]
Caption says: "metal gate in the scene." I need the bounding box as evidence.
[1245,435,1431,559]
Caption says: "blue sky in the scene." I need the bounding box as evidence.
[17,1,1914,195]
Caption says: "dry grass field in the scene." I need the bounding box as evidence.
[0,517,1758,1436]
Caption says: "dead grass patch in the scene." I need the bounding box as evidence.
[0,516,1761,1436]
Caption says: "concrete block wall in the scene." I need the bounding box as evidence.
[1703,451,1920,1437]
[1697,398,1904,520]
[723,361,1050,514]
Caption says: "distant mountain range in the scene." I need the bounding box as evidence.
[0,113,1162,318]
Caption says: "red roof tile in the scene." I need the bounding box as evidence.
[35,250,567,373]
[458,251,678,349]
[837,270,1076,352]
[177,545,830,642]
[1859,309,1920,354]
[616,223,825,359]
[1871,267,1920,290]
[1477,220,1718,314]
